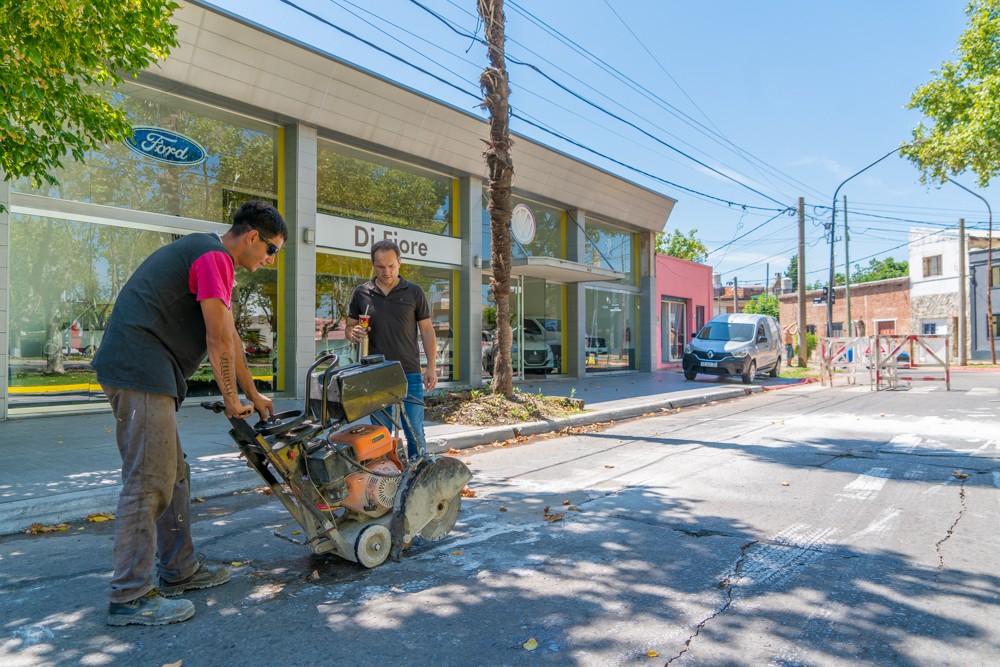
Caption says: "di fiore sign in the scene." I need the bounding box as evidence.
[316,214,462,266]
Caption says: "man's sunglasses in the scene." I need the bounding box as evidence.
[256,232,280,256]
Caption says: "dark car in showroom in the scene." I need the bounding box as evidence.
[482,326,556,375]
[683,313,782,384]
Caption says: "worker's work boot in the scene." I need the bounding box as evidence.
[159,559,231,597]
[107,589,195,626]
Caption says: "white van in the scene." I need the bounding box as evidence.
[682,313,782,384]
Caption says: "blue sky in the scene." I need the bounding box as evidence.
[203,0,987,288]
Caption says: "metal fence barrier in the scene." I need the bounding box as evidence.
[872,334,950,391]
[820,334,950,391]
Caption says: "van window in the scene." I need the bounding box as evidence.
[697,322,755,342]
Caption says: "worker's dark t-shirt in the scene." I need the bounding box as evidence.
[348,277,430,374]
[92,233,235,405]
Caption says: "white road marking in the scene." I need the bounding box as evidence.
[847,507,901,543]
[837,467,891,501]
[967,387,999,396]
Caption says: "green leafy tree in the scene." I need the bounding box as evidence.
[0,1,180,196]
[742,294,779,318]
[785,254,799,290]
[656,228,708,261]
[903,0,1000,185]
[851,257,909,284]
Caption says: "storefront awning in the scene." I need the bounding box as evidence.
[489,256,629,283]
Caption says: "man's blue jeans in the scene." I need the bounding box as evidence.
[373,372,426,458]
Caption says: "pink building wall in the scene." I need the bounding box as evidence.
[655,254,714,368]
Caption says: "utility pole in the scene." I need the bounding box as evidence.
[797,197,807,367]
[732,276,739,313]
[958,218,967,365]
[844,195,852,337]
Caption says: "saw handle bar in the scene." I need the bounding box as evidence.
[199,401,309,438]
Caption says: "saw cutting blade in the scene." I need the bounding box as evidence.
[419,494,461,541]
[397,456,472,544]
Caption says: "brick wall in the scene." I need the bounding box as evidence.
[778,277,910,337]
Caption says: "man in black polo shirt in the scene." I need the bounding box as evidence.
[347,239,437,457]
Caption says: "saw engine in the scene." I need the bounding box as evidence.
[203,353,472,568]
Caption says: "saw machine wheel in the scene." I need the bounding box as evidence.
[354,523,392,569]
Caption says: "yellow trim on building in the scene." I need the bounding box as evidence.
[275,126,286,392]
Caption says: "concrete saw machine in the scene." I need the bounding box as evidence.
[203,353,472,568]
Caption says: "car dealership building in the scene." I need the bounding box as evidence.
[0,0,677,419]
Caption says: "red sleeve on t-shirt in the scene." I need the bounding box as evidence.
[189,251,235,309]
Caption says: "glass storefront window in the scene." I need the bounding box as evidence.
[481,276,564,378]
[7,214,278,409]
[586,288,639,372]
[481,194,564,260]
[317,142,452,235]
[315,252,455,380]
[13,83,277,223]
[584,218,635,284]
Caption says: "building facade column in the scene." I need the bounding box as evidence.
[638,232,656,372]
[281,124,318,398]
[566,209,587,379]
[458,177,483,387]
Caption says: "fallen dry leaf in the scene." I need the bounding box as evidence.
[162,661,183,667]
[604,464,615,469]
[25,523,70,535]
[460,486,477,498]
[545,513,565,523]
[86,512,115,523]
[567,505,579,511]
[562,500,571,506]
[952,470,969,480]
[310,570,320,581]
[523,638,538,651]
[498,506,508,512]
[646,650,659,658]
[448,448,461,455]
[231,561,244,567]
[193,497,205,503]
[451,550,463,556]
[781,481,790,487]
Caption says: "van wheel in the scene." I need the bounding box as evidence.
[684,369,697,381]
[769,357,781,378]
[742,361,756,385]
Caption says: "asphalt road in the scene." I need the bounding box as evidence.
[2,372,998,666]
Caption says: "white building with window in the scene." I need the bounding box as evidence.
[908,226,991,353]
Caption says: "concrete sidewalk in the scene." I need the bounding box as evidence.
[0,368,801,534]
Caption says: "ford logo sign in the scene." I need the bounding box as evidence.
[124,127,207,166]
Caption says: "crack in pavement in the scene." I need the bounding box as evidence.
[934,477,968,571]
[665,539,759,665]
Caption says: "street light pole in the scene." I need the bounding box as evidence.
[945,177,996,364]
[828,144,909,337]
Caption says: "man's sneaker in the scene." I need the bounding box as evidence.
[107,589,195,626]
[159,559,231,597]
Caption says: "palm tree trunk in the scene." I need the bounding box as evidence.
[478,0,514,397]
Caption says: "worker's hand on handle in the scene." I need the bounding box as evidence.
[249,392,274,420]
[225,399,254,419]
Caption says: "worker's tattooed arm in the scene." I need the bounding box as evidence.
[201,298,252,418]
